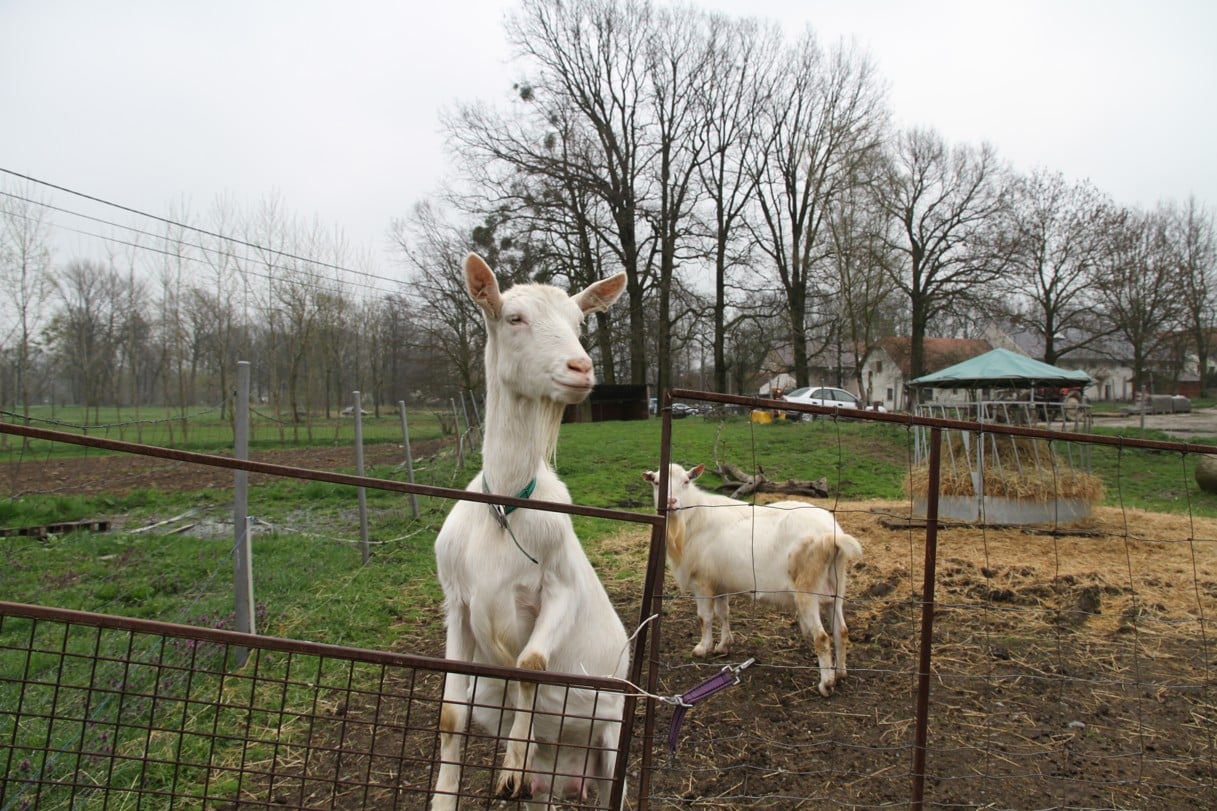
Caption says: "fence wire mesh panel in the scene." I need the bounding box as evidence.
[0,603,633,810]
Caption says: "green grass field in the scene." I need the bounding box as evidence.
[1,402,451,458]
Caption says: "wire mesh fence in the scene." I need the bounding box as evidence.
[0,602,635,811]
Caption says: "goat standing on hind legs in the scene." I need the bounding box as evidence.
[431,253,630,810]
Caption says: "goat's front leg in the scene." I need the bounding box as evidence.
[433,611,475,810]
[499,575,577,798]
[692,591,717,657]
[496,675,539,799]
[713,594,733,654]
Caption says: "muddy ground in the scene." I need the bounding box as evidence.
[5,442,1217,809]
[2,441,442,497]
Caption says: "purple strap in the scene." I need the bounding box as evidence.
[667,658,755,755]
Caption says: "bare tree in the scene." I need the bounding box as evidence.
[1001,168,1113,364]
[722,292,784,395]
[1170,197,1217,395]
[879,128,1011,382]
[695,15,779,392]
[748,30,888,387]
[45,260,129,420]
[389,202,487,395]
[243,192,295,439]
[197,194,245,419]
[1093,205,1186,395]
[642,3,719,396]
[825,172,900,402]
[0,180,54,419]
[449,0,658,386]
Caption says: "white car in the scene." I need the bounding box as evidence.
[782,386,886,420]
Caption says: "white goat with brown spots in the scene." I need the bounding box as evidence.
[644,463,863,696]
[431,254,629,810]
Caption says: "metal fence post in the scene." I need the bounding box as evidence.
[398,400,419,518]
[353,391,370,565]
[911,426,943,810]
[467,389,482,436]
[460,390,476,445]
[451,397,465,470]
[233,361,255,665]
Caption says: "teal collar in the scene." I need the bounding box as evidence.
[483,474,540,564]
[483,475,537,516]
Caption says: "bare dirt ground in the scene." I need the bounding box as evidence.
[5,439,1216,808]
[3,441,442,498]
[614,502,1217,809]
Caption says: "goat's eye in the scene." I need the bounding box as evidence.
[506,313,525,325]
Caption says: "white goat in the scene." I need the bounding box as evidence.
[432,253,629,810]
[643,463,863,697]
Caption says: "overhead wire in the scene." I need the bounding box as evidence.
[0,167,405,297]
[0,193,394,297]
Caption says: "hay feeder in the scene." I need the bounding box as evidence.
[906,349,1099,526]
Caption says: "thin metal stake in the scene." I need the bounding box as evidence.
[233,361,254,666]
[398,400,419,518]
[353,390,370,565]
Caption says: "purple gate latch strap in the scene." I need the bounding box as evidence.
[666,657,755,756]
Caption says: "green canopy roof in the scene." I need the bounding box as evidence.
[908,347,1092,390]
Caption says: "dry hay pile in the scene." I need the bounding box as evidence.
[905,432,1105,503]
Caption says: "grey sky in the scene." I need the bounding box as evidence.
[2,0,1214,268]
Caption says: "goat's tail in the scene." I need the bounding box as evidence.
[834,531,863,566]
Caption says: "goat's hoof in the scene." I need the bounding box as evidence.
[496,771,529,800]
[818,678,835,698]
[692,645,710,657]
[429,796,457,811]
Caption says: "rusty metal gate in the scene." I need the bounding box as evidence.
[0,600,640,810]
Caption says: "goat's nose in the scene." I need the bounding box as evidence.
[567,356,592,375]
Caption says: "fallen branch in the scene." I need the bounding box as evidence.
[129,510,197,534]
[710,462,829,499]
[709,428,829,497]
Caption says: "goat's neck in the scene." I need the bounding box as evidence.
[480,386,564,496]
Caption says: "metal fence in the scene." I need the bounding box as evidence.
[0,420,663,810]
[0,601,634,810]
[4,392,1217,809]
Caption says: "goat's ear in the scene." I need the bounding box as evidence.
[464,253,503,319]
[643,470,656,483]
[572,271,627,315]
[690,463,705,479]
